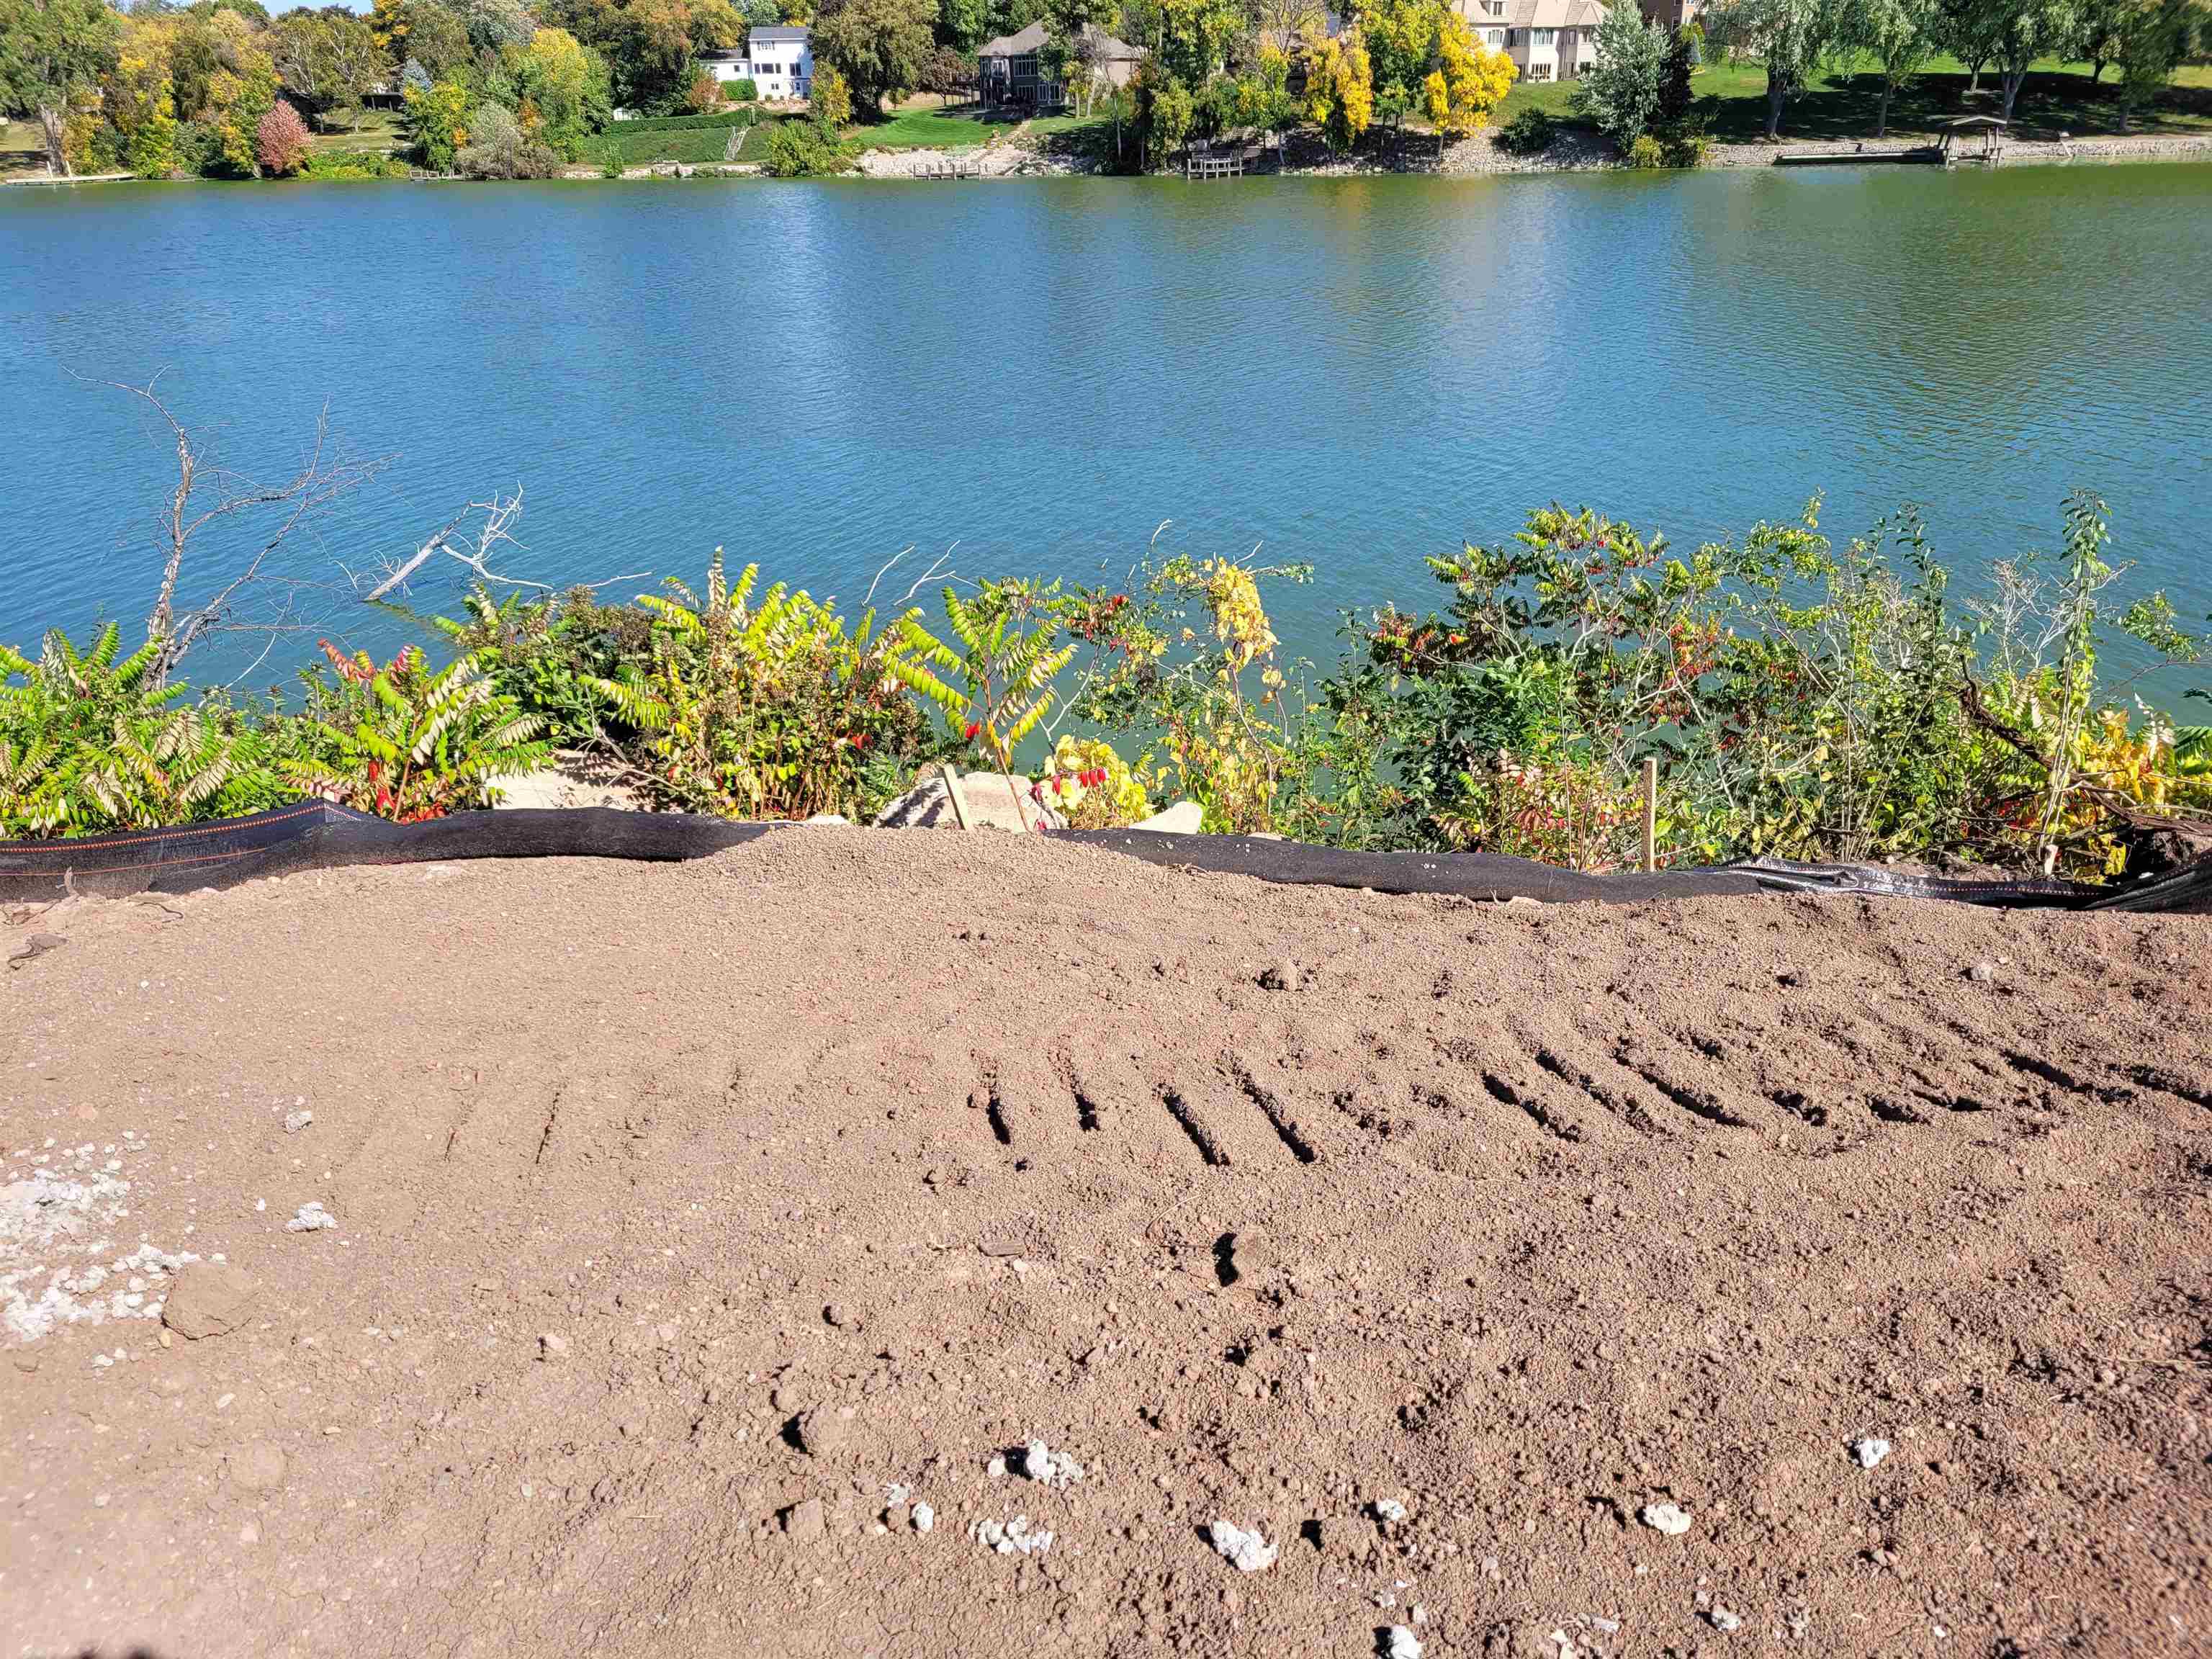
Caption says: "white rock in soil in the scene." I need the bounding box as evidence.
[1022,1439,1084,1488]
[284,1202,337,1233]
[1640,1501,1692,1537]
[1853,1437,1892,1469]
[282,1110,313,1134]
[1383,1627,1423,1658]
[1709,1606,1743,1632]
[1208,1519,1280,1573]
[912,1501,934,1532]
[972,1514,1052,1555]
[1372,1497,1408,1523]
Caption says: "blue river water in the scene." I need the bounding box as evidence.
[3,163,2208,687]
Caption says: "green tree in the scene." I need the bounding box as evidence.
[2075,0,2126,74]
[809,0,935,112]
[1838,0,1936,138]
[1151,0,1247,84]
[1133,60,1192,163]
[0,0,124,175]
[1982,0,2078,121]
[518,24,606,154]
[404,71,470,166]
[937,0,988,47]
[129,87,179,174]
[2112,0,2204,127]
[809,56,853,120]
[1653,23,1695,131]
[207,33,280,174]
[1575,0,1667,144]
[400,0,474,81]
[1935,0,2001,87]
[1352,0,1440,126]
[1707,0,1837,138]
[462,0,536,50]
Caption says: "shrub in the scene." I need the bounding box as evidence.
[688,71,729,112]
[1624,132,1664,167]
[436,586,640,746]
[0,624,288,839]
[588,552,935,822]
[456,101,558,178]
[726,76,759,102]
[1657,128,1709,167]
[301,148,410,179]
[893,581,1077,808]
[761,117,848,176]
[1032,735,1151,829]
[1070,555,1328,836]
[256,99,313,176]
[1494,107,1556,155]
[284,641,547,821]
[174,119,225,176]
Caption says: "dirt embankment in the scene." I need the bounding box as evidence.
[3,830,2209,1658]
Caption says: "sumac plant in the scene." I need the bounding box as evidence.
[590,553,932,822]
[0,623,287,837]
[287,641,547,821]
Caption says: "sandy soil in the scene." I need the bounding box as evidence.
[3,830,2208,1659]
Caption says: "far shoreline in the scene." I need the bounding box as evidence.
[12,129,2212,190]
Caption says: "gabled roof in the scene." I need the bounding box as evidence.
[748,24,811,42]
[1455,0,1601,27]
[976,20,1144,60]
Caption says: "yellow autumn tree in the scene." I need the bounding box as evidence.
[1303,28,1374,151]
[1421,9,1515,137]
[369,0,410,58]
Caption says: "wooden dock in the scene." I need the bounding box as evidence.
[912,157,985,181]
[1774,146,1942,168]
[1182,143,1272,181]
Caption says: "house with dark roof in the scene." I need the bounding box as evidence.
[976,22,1146,111]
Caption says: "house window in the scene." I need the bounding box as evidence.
[1534,27,1554,44]
[1525,61,1552,79]
[1485,29,1503,45]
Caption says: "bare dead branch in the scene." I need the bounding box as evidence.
[78,372,391,685]
[357,488,643,603]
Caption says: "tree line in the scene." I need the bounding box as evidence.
[1697,0,2206,138]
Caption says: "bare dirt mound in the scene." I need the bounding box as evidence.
[3,830,2208,1659]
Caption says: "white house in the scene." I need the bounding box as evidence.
[701,26,814,102]
[1456,0,1602,81]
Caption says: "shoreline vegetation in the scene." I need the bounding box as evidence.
[3,0,2209,189]
[4,395,2208,886]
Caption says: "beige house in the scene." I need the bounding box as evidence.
[976,22,1146,111]
[1455,0,1604,81]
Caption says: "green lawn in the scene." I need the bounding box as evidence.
[1497,54,2212,143]
[2,117,48,178]
[577,115,766,168]
[306,109,405,155]
[847,104,1020,150]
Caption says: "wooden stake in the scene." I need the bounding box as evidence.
[941,763,976,832]
[1640,757,1658,873]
